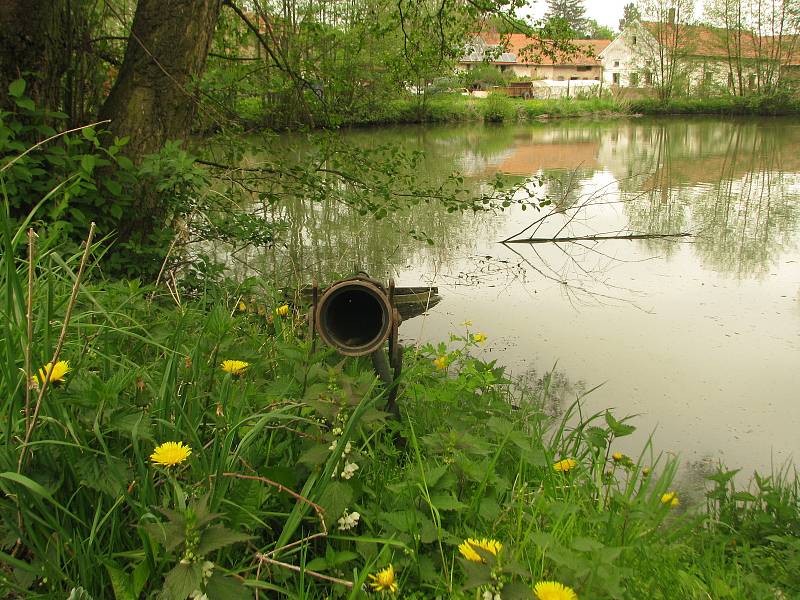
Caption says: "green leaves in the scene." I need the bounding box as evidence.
[197,526,254,556]
[604,411,636,437]
[205,572,253,600]
[163,562,202,600]
[8,79,26,98]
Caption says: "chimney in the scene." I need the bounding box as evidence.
[668,8,676,24]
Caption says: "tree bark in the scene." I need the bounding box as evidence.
[0,0,66,112]
[99,0,222,162]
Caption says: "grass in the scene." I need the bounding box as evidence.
[0,200,798,600]
[237,91,800,129]
[629,94,800,116]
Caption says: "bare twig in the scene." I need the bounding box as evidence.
[221,471,328,559]
[18,222,96,471]
[255,554,354,588]
[505,232,692,244]
[1,122,110,174]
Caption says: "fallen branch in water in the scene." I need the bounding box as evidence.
[504,232,692,244]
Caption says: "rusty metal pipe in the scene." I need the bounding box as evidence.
[314,278,392,357]
[312,275,404,419]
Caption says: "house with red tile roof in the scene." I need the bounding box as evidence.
[599,20,800,93]
[459,34,611,82]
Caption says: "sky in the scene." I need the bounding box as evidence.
[524,0,705,31]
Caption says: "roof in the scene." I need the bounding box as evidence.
[639,22,800,64]
[464,34,611,66]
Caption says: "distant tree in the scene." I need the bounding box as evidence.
[619,2,642,29]
[545,0,588,36]
[635,0,695,100]
[585,18,616,39]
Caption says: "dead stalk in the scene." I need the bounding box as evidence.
[17,222,96,472]
[221,471,336,588]
[24,229,37,429]
[150,234,178,303]
[255,554,354,589]
[221,472,327,536]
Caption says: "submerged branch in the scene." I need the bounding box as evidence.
[504,232,692,244]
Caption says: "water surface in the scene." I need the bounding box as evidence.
[232,117,800,479]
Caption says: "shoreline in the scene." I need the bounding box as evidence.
[234,93,800,132]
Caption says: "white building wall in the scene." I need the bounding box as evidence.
[599,26,653,87]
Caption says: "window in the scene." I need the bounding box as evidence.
[633,36,638,45]
[630,72,639,86]
[570,76,579,80]
[727,72,734,88]
[644,70,653,85]
[577,65,592,72]
[557,76,565,81]
[612,73,621,85]
[749,73,757,89]
[614,60,620,67]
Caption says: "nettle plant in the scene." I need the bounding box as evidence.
[141,495,253,600]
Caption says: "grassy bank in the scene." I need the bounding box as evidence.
[240,93,800,129]
[1,211,798,600]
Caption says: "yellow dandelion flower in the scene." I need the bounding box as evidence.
[32,360,70,387]
[221,360,249,376]
[150,441,192,467]
[368,564,398,593]
[661,492,679,507]
[642,467,651,476]
[553,458,577,473]
[432,355,448,370]
[612,452,624,462]
[275,304,290,317]
[238,301,247,312]
[458,538,502,563]
[461,320,473,327]
[472,333,487,343]
[534,580,578,600]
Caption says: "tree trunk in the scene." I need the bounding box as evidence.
[0,0,66,112]
[99,0,222,162]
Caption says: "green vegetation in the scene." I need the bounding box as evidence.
[2,0,800,596]
[323,93,800,127]
[2,192,799,598]
[628,94,800,116]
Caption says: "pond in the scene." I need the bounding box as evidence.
[226,117,800,482]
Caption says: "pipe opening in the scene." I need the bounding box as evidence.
[320,287,389,353]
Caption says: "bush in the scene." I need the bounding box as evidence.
[481,93,516,123]
[1,79,210,278]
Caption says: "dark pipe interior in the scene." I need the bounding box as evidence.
[321,288,387,348]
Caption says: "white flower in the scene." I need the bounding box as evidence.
[337,510,361,531]
[341,461,359,480]
[332,427,343,436]
[189,591,208,600]
[483,591,494,600]
[201,561,214,580]
[328,440,337,451]
[343,441,352,455]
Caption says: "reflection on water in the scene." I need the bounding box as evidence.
[228,117,800,478]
